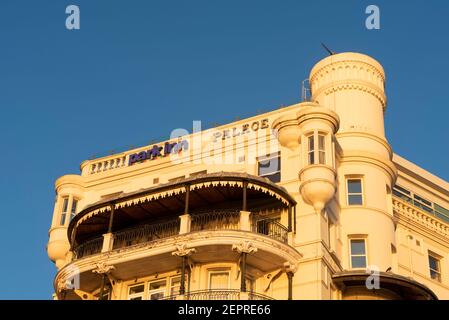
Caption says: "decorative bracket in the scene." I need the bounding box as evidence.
[232,241,258,254]
[172,243,197,257]
[283,261,298,274]
[92,262,116,275]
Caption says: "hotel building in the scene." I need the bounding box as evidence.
[47,52,449,300]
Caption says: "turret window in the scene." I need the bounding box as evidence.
[70,199,78,222]
[60,197,69,226]
[308,135,315,164]
[347,179,363,205]
[318,134,325,164]
[350,239,367,269]
[307,132,326,165]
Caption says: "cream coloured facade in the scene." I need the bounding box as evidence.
[47,52,449,300]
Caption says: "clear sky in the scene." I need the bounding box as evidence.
[0,0,448,299]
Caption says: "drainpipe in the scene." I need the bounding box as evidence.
[240,252,247,292]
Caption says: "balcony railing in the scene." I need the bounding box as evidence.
[73,237,103,259]
[113,219,180,250]
[191,210,240,232]
[253,218,288,243]
[162,289,274,300]
[72,211,290,260]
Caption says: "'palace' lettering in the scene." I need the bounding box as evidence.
[212,118,269,142]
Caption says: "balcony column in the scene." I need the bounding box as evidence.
[101,203,115,253]
[172,243,196,297]
[239,211,251,231]
[232,241,258,298]
[242,181,248,212]
[184,184,190,215]
[69,224,77,261]
[283,262,298,300]
[179,214,192,234]
[287,272,293,300]
[288,205,292,232]
[92,262,116,300]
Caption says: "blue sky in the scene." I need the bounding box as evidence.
[0,0,448,299]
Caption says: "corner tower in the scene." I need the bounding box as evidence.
[310,52,397,272]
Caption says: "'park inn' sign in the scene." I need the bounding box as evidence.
[128,140,189,166]
[127,118,270,166]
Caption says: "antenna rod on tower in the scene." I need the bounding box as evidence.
[321,43,336,56]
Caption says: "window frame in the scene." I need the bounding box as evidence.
[257,152,281,183]
[60,197,69,226]
[346,178,364,206]
[349,238,368,269]
[169,275,182,296]
[306,132,326,165]
[317,133,326,165]
[127,283,145,300]
[307,134,315,165]
[147,278,167,300]
[70,198,78,222]
[428,252,442,282]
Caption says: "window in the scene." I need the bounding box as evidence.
[435,203,449,223]
[318,134,325,164]
[428,253,441,282]
[209,271,230,289]
[413,194,433,213]
[258,153,281,183]
[70,199,78,222]
[60,197,69,226]
[170,276,181,296]
[307,133,326,165]
[307,135,315,165]
[350,239,367,269]
[393,185,412,203]
[148,279,166,300]
[128,284,145,300]
[347,179,363,205]
[393,185,449,224]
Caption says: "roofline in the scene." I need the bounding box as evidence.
[393,153,449,198]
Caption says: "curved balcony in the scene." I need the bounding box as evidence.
[57,172,300,299]
[73,210,289,260]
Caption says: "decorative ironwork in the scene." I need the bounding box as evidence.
[162,290,274,300]
[253,217,288,243]
[113,219,180,250]
[187,289,240,300]
[248,292,275,300]
[191,210,240,232]
[72,210,290,260]
[73,237,103,259]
